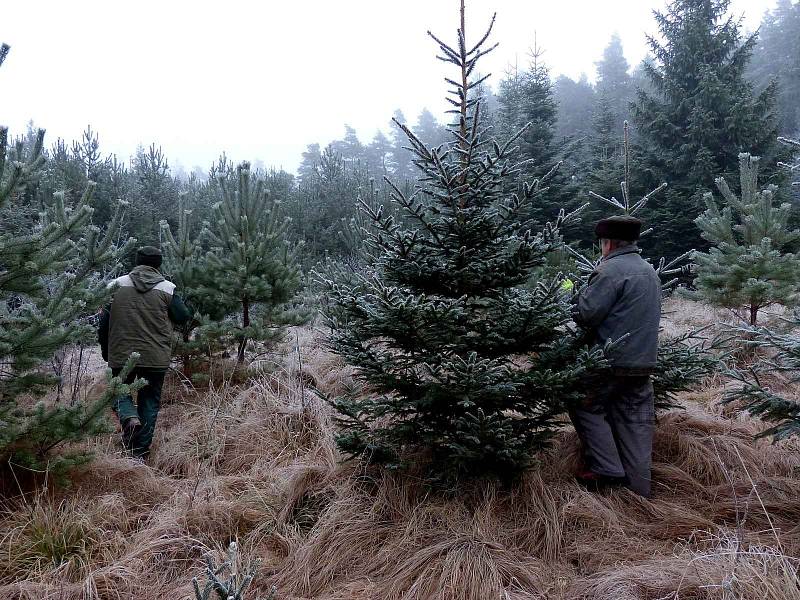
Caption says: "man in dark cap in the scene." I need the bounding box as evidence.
[99,246,192,459]
[570,216,662,497]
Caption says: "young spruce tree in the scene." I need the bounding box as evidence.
[319,4,605,481]
[692,153,799,325]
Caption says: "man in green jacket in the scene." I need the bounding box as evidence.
[99,246,192,458]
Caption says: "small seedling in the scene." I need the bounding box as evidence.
[192,542,277,600]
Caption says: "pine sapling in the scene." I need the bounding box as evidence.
[192,542,276,600]
[171,163,304,368]
[722,137,800,440]
[722,318,800,440]
[693,153,800,326]
[1,43,138,471]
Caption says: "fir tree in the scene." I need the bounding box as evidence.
[319,3,605,481]
[196,162,303,365]
[330,125,365,167]
[366,130,393,175]
[748,0,800,136]
[497,44,558,179]
[585,95,624,202]
[553,74,596,142]
[632,0,781,258]
[0,44,140,470]
[595,33,633,127]
[692,153,800,325]
[496,45,582,236]
[289,146,372,263]
[297,143,322,185]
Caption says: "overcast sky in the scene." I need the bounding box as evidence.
[2,0,776,175]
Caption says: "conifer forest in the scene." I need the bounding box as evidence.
[3,1,800,598]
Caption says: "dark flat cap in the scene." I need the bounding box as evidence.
[137,246,162,256]
[595,215,642,242]
[136,245,163,268]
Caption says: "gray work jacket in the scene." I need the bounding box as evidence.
[572,246,661,370]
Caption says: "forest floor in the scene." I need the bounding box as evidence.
[1,299,800,600]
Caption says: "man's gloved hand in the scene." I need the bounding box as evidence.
[570,290,590,329]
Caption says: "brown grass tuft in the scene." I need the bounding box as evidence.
[2,325,799,599]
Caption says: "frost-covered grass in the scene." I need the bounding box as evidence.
[1,323,799,599]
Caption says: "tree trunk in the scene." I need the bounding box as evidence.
[237,297,250,365]
[749,304,758,327]
[458,0,469,198]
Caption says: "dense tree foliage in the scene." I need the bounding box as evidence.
[595,33,634,130]
[5,0,800,474]
[749,0,800,137]
[0,45,141,470]
[631,0,782,258]
[7,1,797,267]
[318,6,608,482]
[161,163,305,369]
[496,47,558,178]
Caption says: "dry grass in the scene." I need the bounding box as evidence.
[1,323,799,599]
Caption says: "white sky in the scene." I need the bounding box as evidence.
[2,0,775,175]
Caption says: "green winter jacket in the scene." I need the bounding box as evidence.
[99,266,192,370]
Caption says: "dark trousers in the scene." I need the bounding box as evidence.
[111,367,165,457]
[568,375,655,497]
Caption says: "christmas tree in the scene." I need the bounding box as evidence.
[318,3,606,481]
[583,35,635,213]
[495,43,581,235]
[632,0,781,259]
[193,162,303,365]
[749,1,800,136]
[692,153,799,325]
[159,195,217,370]
[0,44,140,470]
[290,146,373,263]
